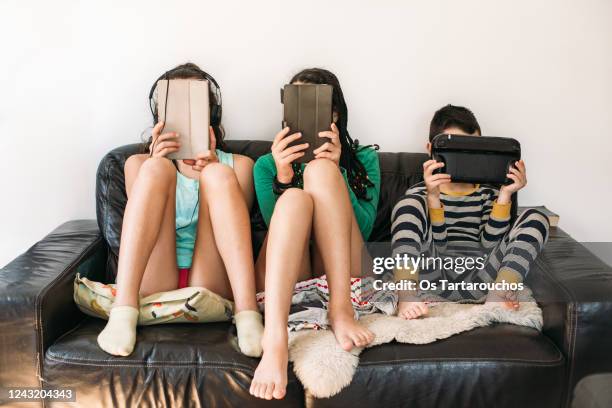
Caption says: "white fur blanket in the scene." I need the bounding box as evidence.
[286,295,543,398]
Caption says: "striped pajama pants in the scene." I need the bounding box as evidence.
[394,207,550,301]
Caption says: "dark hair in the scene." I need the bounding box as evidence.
[290,68,376,200]
[429,104,481,142]
[143,62,226,153]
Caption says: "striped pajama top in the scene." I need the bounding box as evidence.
[391,182,512,259]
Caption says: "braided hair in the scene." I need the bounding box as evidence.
[290,68,377,200]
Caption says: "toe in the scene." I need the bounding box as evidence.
[249,381,259,397]
[263,383,274,400]
[341,339,353,351]
[273,381,287,399]
[352,334,364,348]
[257,383,266,400]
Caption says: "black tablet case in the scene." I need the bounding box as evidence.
[431,134,521,185]
[281,84,333,163]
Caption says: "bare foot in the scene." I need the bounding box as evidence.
[486,290,519,310]
[328,305,374,351]
[250,331,288,400]
[397,301,429,319]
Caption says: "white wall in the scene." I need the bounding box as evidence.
[1,0,611,267]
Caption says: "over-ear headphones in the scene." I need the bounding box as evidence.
[148,66,223,127]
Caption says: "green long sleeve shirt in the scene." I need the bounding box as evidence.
[253,147,381,240]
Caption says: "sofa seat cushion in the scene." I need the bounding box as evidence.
[44,318,303,408]
[307,324,565,408]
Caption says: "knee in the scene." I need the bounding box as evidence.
[275,188,313,214]
[199,162,237,188]
[517,209,550,229]
[125,154,147,173]
[303,158,341,187]
[512,209,550,242]
[392,194,427,220]
[137,157,176,184]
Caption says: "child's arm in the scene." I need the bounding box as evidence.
[480,191,512,248]
[424,159,450,251]
[253,154,279,227]
[480,160,528,248]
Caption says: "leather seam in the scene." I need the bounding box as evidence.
[534,255,577,408]
[101,156,114,244]
[44,354,302,386]
[35,234,103,385]
[359,356,564,367]
[45,352,255,371]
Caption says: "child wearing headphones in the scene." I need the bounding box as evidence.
[97,63,264,358]
[249,68,381,400]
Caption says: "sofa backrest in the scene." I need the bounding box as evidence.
[96,140,428,281]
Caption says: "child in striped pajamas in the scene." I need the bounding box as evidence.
[391,105,549,319]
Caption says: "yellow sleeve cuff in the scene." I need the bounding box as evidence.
[428,206,445,223]
[394,267,419,282]
[495,269,523,284]
[491,201,511,219]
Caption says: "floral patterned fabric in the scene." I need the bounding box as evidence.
[256,275,396,332]
[73,274,233,325]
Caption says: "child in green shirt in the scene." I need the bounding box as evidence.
[249,68,381,401]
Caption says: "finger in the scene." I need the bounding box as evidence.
[192,165,203,172]
[315,151,333,160]
[209,126,217,151]
[280,143,309,158]
[156,147,179,157]
[283,152,305,164]
[422,159,436,169]
[156,132,179,143]
[152,121,165,138]
[313,142,332,155]
[429,173,451,181]
[424,161,445,175]
[516,160,526,171]
[154,141,180,152]
[275,132,302,152]
[510,166,527,182]
[319,131,339,145]
[330,122,339,136]
[272,127,292,146]
[506,174,520,184]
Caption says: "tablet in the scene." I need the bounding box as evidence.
[281,84,333,163]
[431,134,521,185]
[156,79,210,160]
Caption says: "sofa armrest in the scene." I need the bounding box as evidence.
[0,220,106,394]
[526,227,612,407]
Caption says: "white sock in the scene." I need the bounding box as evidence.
[234,310,264,357]
[97,305,139,356]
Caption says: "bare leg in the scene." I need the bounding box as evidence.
[114,156,179,307]
[99,155,178,356]
[189,163,258,311]
[250,188,313,400]
[303,159,374,351]
[255,234,312,292]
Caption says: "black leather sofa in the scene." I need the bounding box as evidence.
[1,140,612,408]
